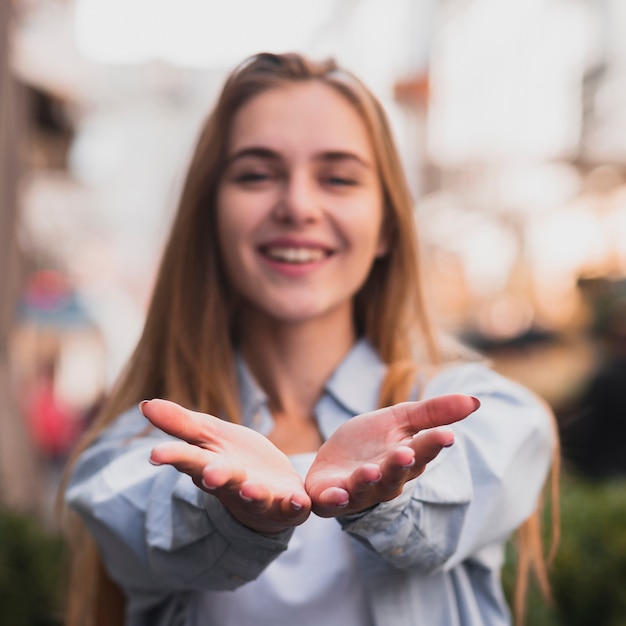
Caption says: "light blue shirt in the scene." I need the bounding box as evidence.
[66,339,554,626]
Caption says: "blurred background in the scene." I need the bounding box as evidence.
[1,0,626,624]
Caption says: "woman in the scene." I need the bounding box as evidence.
[63,52,558,626]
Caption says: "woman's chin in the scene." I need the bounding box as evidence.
[239,298,352,329]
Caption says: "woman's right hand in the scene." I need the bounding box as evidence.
[139,399,311,534]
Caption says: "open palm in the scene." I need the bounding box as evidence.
[305,394,480,517]
[140,399,311,534]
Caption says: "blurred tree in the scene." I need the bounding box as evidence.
[0,0,42,514]
[0,507,66,626]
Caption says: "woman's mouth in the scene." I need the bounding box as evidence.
[261,246,330,264]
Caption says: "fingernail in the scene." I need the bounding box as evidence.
[201,479,217,491]
[470,396,481,411]
[148,457,162,466]
[336,499,349,508]
[239,490,254,503]
[401,459,416,469]
[366,470,383,485]
[291,500,303,511]
[443,440,454,448]
[139,400,149,415]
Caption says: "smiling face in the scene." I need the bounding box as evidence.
[216,81,387,330]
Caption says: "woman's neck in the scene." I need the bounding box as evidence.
[237,309,357,420]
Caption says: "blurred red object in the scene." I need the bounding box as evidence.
[25,370,79,460]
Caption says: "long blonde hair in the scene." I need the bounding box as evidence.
[60,52,558,626]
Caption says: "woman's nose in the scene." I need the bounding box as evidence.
[272,172,321,224]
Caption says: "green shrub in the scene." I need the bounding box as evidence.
[2,473,626,626]
[0,508,67,626]
[550,475,626,626]
[504,473,626,626]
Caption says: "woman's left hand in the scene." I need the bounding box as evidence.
[140,399,312,534]
[304,394,480,517]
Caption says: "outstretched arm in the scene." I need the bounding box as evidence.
[140,399,311,534]
[305,394,480,517]
[142,395,480,525]
[329,365,555,575]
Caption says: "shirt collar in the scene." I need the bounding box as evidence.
[323,338,386,416]
[235,338,387,427]
[235,353,269,429]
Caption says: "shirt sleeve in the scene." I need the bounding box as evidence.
[65,408,293,612]
[337,363,555,574]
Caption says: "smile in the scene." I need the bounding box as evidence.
[261,246,330,264]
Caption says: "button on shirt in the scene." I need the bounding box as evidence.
[65,339,554,626]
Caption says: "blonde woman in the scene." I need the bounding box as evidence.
[63,52,558,626]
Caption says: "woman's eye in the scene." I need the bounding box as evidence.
[325,175,358,187]
[235,171,273,184]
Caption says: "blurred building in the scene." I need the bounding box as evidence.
[3,0,626,513]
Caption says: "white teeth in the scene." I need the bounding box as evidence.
[264,246,327,263]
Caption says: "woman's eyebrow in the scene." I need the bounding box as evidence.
[225,147,373,169]
[226,146,281,165]
[316,151,373,169]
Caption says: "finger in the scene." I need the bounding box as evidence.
[238,480,271,505]
[237,480,312,517]
[150,440,213,474]
[282,491,312,515]
[374,432,454,497]
[345,463,383,499]
[386,445,417,470]
[201,459,246,491]
[394,394,480,434]
[151,442,246,496]
[237,482,308,514]
[409,427,456,470]
[140,399,217,446]
[358,446,414,498]
[313,487,350,518]
[221,483,310,532]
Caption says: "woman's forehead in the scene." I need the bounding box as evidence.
[227,82,375,160]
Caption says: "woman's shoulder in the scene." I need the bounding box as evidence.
[422,359,555,449]
[425,361,505,392]
[423,360,546,413]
